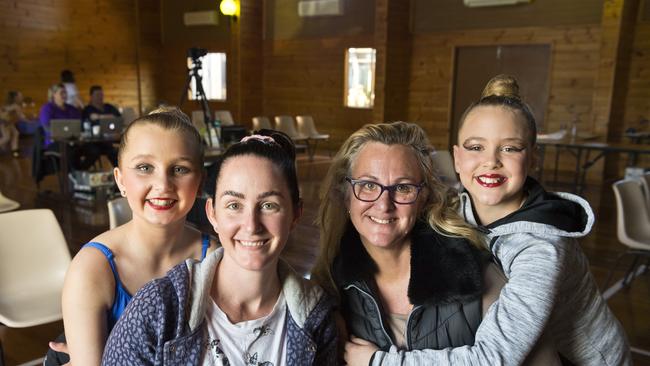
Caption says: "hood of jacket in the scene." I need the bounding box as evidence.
[459,177,594,238]
[332,221,489,306]
[181,247,325,332]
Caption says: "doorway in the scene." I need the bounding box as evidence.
[450,44,552,147]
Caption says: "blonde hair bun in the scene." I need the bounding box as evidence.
[481,74,521,100]
[147,106,192,126]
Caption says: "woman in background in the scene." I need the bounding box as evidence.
[0,91,26,157]
[61,69,84,109]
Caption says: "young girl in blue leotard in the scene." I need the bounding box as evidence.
[46,108,214,365]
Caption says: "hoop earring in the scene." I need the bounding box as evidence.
[121,190,126,197]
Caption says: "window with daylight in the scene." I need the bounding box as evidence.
[344,48,376,108]
[187,52,227,101]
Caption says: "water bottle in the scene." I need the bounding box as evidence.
[213,118,221,140]
[209,118,221,148]
[83,119,91,133]
[570,120,578,142]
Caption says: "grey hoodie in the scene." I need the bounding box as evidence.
[371,178,631,365]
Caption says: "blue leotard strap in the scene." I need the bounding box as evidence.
[82,234,211,331]
[201,233,211,259]
[81,242,132,332]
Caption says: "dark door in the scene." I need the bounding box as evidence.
[450,44,552,147]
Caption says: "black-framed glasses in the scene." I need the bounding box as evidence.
[345,177,425,204]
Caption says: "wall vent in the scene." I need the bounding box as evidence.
[463,0,531,7]
[298,0,343,17]
[183,10,219,26]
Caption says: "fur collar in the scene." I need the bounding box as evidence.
[333,221,487,306]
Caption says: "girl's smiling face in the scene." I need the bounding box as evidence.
[453,105,533,223]
[114,123,202,227]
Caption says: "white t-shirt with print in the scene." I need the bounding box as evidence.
[202,291,288,366]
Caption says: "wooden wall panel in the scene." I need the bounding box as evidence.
[263,36,374,146]
[413,0,603,32]
[406,25,601,150]
[0,0,160,114]
[622,21,650,168]
[405,25,604,183]
[157,0,236,121]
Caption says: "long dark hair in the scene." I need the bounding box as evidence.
[210,129,300,210]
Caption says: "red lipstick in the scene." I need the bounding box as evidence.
[475,174,507,188]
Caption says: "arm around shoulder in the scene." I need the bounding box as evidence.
[370,238,567,366]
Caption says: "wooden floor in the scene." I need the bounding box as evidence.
[0,138,649,365]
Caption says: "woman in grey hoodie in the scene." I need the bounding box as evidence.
[348,75,631,365]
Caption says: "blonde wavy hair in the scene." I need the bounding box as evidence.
[312,121,484,295]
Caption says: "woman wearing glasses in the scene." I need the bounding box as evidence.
[313,122,532,365]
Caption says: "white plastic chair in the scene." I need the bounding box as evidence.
[191,110,209,134]
[252,116,273,131]
[295,115,329,140]
[605,180,650,288]
[274,116,308,141]
[108,197,132,229]
[0,191,20,213]
[296,115,330,159]
[0,209,71,328]
[274,115,310,158]
[431,150,460,190]
[214,110,235,126]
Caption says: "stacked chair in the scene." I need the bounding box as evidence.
[252,116,273,131]
[107,197,132,229]
[274,115,310,157]
[296,115,330,159]
[214,110,235,126]
[430,150,461,190]
[605,178,650,289]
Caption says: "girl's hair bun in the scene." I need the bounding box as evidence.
[480,74,521,101]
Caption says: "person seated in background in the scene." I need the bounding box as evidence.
[0,91,27,157]
[82,85,121,122]
[61,69,84,109]
[39,83,98,171]
[81,85,120,166]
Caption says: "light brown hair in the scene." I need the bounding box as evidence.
[117,107,204,167]
[312,121,484,295]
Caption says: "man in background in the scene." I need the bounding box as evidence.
[82,85,121,122]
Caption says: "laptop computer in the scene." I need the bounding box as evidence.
[99,117,124,138]
[50,119,82,139]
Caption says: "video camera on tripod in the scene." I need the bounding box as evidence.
[180,47,218,147]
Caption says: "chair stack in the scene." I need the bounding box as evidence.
[430,150,460,190]
[107,196,132,229]
[296,115,330,160]
[250,115,330,161]
[252,116,273,131]
[605,178,650,289]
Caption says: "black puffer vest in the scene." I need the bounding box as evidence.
[332,221,489,351]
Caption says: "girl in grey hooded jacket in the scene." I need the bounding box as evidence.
[367,75,630,365]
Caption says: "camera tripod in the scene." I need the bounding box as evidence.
[179,56,216,147]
